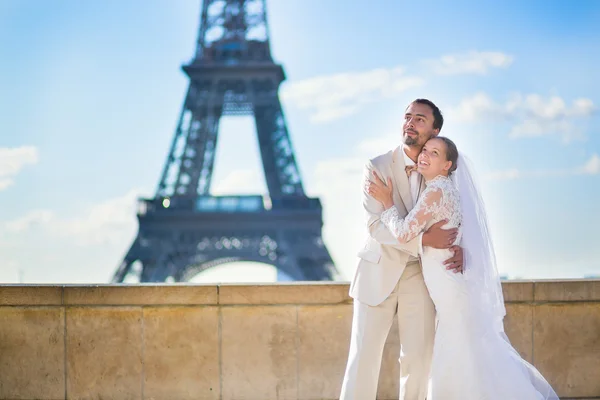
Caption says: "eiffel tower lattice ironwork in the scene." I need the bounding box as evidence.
[112,0,338,283]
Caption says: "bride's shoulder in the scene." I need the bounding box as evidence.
[427,175,453,188]
[425,175,458,197]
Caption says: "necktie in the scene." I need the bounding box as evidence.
[405,164,418,177]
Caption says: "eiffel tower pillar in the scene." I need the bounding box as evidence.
[112,0,338,283]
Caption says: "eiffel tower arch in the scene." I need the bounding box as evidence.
[112,0,338,283]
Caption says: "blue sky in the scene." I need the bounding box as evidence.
[1,0,599,283]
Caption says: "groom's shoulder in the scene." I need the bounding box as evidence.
[366,149,394,169]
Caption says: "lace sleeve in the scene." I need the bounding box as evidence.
[380,187,443,243]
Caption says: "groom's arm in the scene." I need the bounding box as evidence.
[362,161,421,257]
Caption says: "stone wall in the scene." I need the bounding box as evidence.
[0,280,598,400]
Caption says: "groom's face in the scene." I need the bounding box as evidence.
[403,102,438,148]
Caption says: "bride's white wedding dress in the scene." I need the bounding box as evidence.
[380,174,558,399]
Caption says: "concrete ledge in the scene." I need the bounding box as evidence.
[0,285,63,305]
[502,280,535,302]
[534,279,600,302]
[63,284,218,305]
[218,282,352,305]
[0,280,598,399]
[2,280,600,306]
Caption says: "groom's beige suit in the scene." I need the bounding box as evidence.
[339,146,436,400]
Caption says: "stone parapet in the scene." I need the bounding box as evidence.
[0,280,598,399]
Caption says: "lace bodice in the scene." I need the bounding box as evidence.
[380,175,462,245]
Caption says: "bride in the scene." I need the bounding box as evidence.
[367,136,558,399]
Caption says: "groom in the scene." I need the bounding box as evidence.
[340,99,464,400]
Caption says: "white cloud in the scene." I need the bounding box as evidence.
[5,189,141,246]
[0,146,39,190]
[356,133,400,155]
[308,155,365,281]
[0,259,20,283]
[66,190,140,245]
[281,66,424,123]
[280,50,516,124]
[580,154,600,175]
[571,98,596,116]
[508,119,584,142]
[486,154,600,181]
[449,93,596,142]
[0,179,13,191]
[486,168,521,181]
[5,210,54,232]
[424,51,514,75]
[449,92,498,123]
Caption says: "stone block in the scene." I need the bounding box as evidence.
[504,303,534,363]
[297,304,353,399]
[533,303,600,398]
[0,306,64,399]
[66,307,143,399]
[143,306,220,400]
[221,306,297,399]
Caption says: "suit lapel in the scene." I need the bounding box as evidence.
[392,146,414,211]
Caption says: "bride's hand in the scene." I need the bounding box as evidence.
[367,171,394,209]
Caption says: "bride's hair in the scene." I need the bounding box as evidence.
[436,136,459,175]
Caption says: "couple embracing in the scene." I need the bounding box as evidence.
[339,99,558,400]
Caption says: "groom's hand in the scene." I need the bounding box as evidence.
[444,246,464,274]
[422,220,458,249]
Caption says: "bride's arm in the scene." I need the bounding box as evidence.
[362,161,422,257]
[380,187,443,244]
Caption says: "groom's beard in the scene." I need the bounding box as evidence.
[403,130,419,146]
[404,130,435,146]
[404,136,417,146]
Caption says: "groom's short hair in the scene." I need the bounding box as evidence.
[412,99,444,131]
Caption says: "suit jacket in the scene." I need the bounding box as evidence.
[349,145,426,306]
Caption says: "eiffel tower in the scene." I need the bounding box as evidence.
[112,0,337,283]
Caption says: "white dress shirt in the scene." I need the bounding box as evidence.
[403,149,420,206]
[402,149,424,257]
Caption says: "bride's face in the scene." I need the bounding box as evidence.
[417,138,453,178]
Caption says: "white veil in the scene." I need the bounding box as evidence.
[451,152,506,333]
[451,152,559,399]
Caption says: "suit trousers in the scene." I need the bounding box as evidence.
[339,261,436,400]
